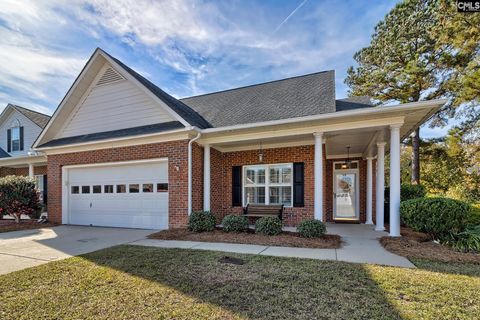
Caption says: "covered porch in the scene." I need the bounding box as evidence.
[196,100,445,237]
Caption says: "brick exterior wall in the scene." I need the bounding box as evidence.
[209,145,328,227]
[47,140,192,228]
[0,165,47,177]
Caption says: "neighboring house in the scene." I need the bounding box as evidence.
[32,48,445,236]
[0,104,51,204]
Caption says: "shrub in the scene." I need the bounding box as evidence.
[0,175,39,223]
[385,184,426,203]
[222,215,249,232]
[188,211,216,232]
[468,204,480,226]
[400,197,471,240]
[255,216,282,236]
[444,225,480,253]
[297,219,326,238]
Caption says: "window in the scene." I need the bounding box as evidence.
[71,186,79,194]
[104,185,114,193]
[143,183,153,193]
[243,164,292,206]
[129,184,139,193]
[92,185,102,194]
[157,183,168,192]
[116,185,126,193]
[82,186,90,194]
[335,161,359,170]
[10,119,21,152]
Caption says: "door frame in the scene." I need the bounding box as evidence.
[332,161,360,221]
[61,158,168,225]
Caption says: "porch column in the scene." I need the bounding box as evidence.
[366,157,374,224]
[389,124,402,237]
[28,163,34,178]
[313,132,323,221]
[375,142,386,231]
[203,144,211,212]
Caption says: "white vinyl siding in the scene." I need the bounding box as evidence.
[0,110,42,157]
[56,65,176,139]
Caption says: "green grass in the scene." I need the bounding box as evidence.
[0,245,479,320]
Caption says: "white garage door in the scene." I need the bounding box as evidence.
[66,160,168,229]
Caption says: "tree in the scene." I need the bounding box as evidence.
[0,176,39,223]
[346,0,479,184]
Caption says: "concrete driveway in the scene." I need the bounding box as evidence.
[0,226,153,275]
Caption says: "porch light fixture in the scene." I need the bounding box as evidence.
[258,141,264,163]
[341,146,351,169]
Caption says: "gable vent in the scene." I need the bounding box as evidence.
[96,67,125,86]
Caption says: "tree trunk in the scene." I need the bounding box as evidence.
[14,213,21,224]
[411,127,420,184]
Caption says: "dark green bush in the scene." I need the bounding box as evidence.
[222,215,249,232]
[255,216,282,236]
[297,219,326,238]
[385,184,426,203]
[188,211,216,232]
[0,175,39,223]
[400,197,470,240]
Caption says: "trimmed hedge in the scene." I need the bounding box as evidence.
[222,215,249,232]
[400,197,470,240]
[0,175,39,223]
[188,211,216,232]
[297,219,326,238]
[255,216,282,236]
[385,184,426,203]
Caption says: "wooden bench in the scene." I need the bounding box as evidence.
[243,204,284,221]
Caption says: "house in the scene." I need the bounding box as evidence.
[28,48,444,236]
[0,104,50,204]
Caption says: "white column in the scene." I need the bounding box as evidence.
[203,144,211,212]
[28,163,34,178]
[375,142,386,231]
[314,132,323,221]
[366,157,374,224]
[389,124,402,237]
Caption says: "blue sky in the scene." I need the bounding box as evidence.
[0,0,454,137]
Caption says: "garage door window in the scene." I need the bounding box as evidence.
[93,185,102,194]
[117,185,126,193]
[104,185,114,193]
[129,184,139,193]
[82,186,90,194]
[157,183,168,192]
[143,184,153,192]
[71,186,79,194]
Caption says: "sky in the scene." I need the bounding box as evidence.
[0,0,455,138]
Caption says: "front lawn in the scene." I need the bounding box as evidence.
[148,228,341,248]
[1,245,478,319]
[0,219,56,233]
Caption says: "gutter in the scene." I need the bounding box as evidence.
[187,131,202,215]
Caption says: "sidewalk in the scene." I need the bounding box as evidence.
[131,230,415,268]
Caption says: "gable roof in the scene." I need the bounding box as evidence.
[102,51,212,129]
[0,147,10,158]
[180,71,337,128]
[10,105,51,128]
[335,96,374,112]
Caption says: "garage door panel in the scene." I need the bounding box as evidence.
[67,161,169,230]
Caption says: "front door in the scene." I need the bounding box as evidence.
[333,167,359,220]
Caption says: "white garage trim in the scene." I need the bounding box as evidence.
[62,158,168,228]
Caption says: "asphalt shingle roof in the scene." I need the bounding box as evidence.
[11,105,51,128]
[0,147,10,158]
[38,121,184,148]
[180,71,337,128]
[335,96,374,112]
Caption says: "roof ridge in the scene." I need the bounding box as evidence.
[180,70,335,100]
[11,104,52,118]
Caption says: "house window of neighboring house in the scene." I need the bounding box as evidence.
[243,164,293,207]
[10,120,21,152]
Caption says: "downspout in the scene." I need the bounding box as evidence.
[188,131,202,215]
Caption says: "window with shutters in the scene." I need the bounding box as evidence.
[10,119,21,152]
[243,163,293,207]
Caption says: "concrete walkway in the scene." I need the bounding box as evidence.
[132,223,415,268]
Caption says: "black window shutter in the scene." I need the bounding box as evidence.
[19,126,24,151]
[293,162,304,207]
[43,175,48,205]
[232,166,242,207]
[7,129,11,152]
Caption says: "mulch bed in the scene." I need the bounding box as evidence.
[0,219,57,233]
[148,228,342,249]
[380,227,480,264]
